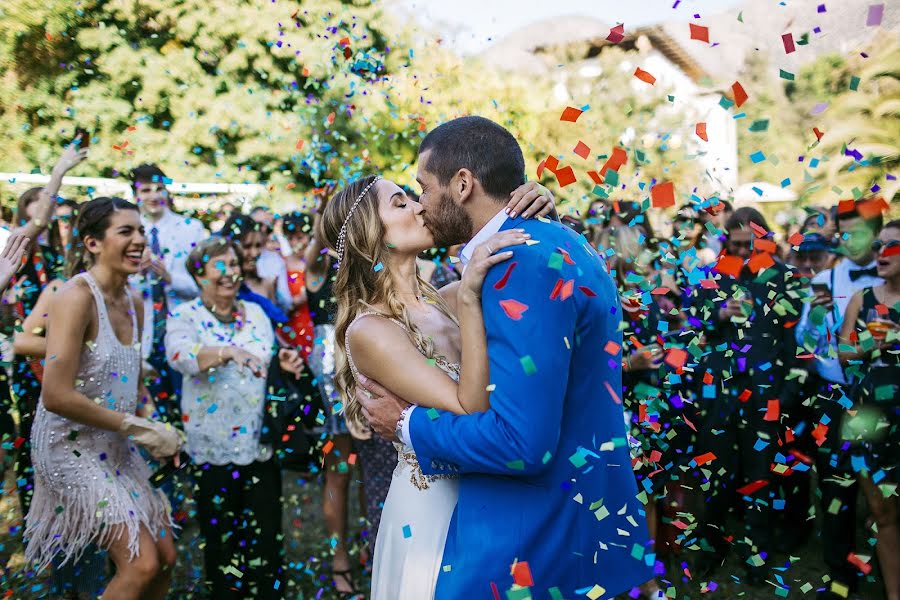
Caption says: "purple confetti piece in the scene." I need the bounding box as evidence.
[810,102,829,115]
[818,3,826,12]
[867,4,884,26]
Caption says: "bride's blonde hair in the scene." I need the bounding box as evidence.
[319,175,457,432]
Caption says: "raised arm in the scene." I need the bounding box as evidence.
[15,144,87,244]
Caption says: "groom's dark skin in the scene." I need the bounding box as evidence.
[357,149,550,440]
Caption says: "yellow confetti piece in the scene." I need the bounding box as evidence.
[586,584,606,600]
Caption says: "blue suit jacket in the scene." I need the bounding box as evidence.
[408,216,654,599]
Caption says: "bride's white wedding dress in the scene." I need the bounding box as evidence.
[346,312,459,600]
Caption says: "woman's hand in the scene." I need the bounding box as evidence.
[52,142,89,176]
[226,347,266,378]
[278,348,305,379]
[118,413,184,460]
[459,229,530,305]
[506,182,555,219]
[0,233,29,293]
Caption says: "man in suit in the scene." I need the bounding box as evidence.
[359,116,656,599]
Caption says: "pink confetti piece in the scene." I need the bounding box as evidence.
[782,33,795,54]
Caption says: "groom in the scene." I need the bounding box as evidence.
[359,116,655,599]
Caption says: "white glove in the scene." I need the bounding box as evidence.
[118,414,183,460]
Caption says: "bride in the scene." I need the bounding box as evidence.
[318,175,548,599]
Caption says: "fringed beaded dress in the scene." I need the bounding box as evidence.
[24,272,172,570]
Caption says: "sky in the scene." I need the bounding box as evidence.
[393,0,744,54]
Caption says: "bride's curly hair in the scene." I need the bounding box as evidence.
[320,175,457,432]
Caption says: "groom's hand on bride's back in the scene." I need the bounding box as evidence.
[356,374,411,442]
[506,181,557,220]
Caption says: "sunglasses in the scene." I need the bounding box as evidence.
[872,239,900,254]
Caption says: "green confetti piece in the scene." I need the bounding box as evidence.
[850,76,860,91]
[520,355,537,375]
[631,543,645,560]
[827,498,843,515]
[604,169,619,186]
[719,96,734,110]
[506,459,525,471]
[749,119,769,132]
[592,185,609,198]
[779,69,795,80]
[569,449,588,468]
[549,588,564,600]
[547,253,564,270]
[506,588,532,600]
[426,407,440,420]
[542,451,552,464]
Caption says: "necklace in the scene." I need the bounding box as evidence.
[204,299,242,326]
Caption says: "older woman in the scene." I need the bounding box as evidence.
[165,236,284,599]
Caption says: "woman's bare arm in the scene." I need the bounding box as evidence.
[41,282,127,431]
[13,279,64,358]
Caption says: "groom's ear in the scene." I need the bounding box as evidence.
[454,168,476,205]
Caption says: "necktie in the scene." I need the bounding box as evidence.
[148,227,167,344]
[848,266,877,281]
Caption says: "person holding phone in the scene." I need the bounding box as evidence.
[795,200,884,597]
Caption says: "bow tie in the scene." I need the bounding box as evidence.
[849,266,877,281]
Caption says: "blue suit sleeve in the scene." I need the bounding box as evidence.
[408,244,576,476]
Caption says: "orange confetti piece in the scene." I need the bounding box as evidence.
[650,181,675,208]
[499,299,529,321]
[788,232,804,246]
[754,239,777,254]
[554,166,576,187]
[689,23,710,43]
[695,122,708,141]
[322,440,334,454]
[634,67,656,85]
[573,140,590,159]
[544,155,560,173]
[587,170,602,185]
[295,139,305,150]
[604,341,620,354]
[560,106,583,122]
[326,112,335,125]
[536,159,547,179]
[847,553,873,575]
[664,348,688,369]
[600,147,628,177]
[737,479,768,495]
[731,81,748,107]
[858,196,889,218]
[748,251,775,273]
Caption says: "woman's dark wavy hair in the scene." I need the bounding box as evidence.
[66,197,139,278]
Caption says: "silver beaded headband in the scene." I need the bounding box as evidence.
[336,175,381,263]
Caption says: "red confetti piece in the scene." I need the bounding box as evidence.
[837,199,857,214]
[651,181,675,208]
[682,414,697,432]
[327,112,335,124]
[693,452,717,466]
[812,423,829,446]
[858,196,889,218]
[536,159,547,179]
[587,170,602,185]
[731,81,749,107]
[339,37,350,48]
[493,261,517,290]
[813,127,825,141]
[499,299,529,321]
[634,67,657,85]
[737,479,769,495]
[560,106,583,122]
[739,389,752,402]
[847,552,873,575]
[604,340,620,354]
[606,23,625,43]
[295,139,305,150]
[714,255,744,278]
[554,166,576,187]
[695,122,708,141]
[573,140,590,159]
[788,232,805,246]
[550,279,563,300]
[557,248,575,265]
[13,437,24,449]
[578,286,597,297]
[560,279,575,300]
[764,399,780,421]
[749,221,769,237]
[322,440,334,454]
[702,372,714,385]
[748,251,775,273]
[650,287,670,295]
[544,155,560,173]
[512,561,534,587]
[699,279,719,289]
[782,32,796,54]
[600,147,628,178]
[604,381,622,404]
[689,23,710,42]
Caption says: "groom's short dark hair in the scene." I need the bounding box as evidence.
[419,116,525,200]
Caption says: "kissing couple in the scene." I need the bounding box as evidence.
[318,117,657,599]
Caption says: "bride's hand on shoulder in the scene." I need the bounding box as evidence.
[459,230,530,305]
[506,181,555,219]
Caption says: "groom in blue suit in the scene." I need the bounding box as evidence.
[359,116,655,599]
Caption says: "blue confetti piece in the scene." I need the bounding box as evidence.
[402,524,412,538]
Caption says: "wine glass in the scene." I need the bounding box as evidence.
[865,308,891,367]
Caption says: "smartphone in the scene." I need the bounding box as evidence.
[73,127,90,149]
[149,451,190,488]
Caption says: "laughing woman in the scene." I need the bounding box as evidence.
[24,197,183,600]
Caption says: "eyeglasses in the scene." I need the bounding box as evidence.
[872,239,900,253]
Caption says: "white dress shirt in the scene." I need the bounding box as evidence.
[132,209,209,357]
[165,299,275,466]
[796,257,883,384]
[399,209,509,448]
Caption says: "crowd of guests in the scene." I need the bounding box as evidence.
[0,140,895,600]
